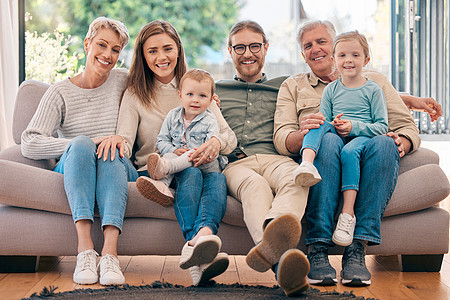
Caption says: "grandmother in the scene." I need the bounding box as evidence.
[21,17,134,286]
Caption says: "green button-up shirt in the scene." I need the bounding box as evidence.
[216,74,288,161]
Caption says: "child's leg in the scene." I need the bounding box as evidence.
[147,152,191,180]
[342,189,357,217]
[293,122,336,187]
[198,158,221,173]
[333,137,371,246]
[340,137,371,192]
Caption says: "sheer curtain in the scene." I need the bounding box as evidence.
[0,0,18,150]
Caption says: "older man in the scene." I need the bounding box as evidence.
[216,21,310,297]
[273,20,427,287]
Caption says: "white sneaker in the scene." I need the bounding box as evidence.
[98,254,125,285]
[73,249,99,284]
[190,252,229,286]
[147,153,169,180]
[332,213,356,246]
[293,161,322,186]
[179,235,222,269]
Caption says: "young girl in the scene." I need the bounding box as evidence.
[293,31,388,247]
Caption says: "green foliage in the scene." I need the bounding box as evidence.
[26,0,241,66]
[25,30,84,83]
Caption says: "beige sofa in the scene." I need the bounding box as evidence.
[0,80,449,273]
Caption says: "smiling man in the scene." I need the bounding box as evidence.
[215,21,310,297]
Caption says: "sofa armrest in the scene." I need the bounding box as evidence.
[399,147,439,175]
[0,144,56,170]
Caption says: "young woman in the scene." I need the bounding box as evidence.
[113,20,236,286]
[21,17,135,286]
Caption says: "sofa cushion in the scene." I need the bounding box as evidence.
[12,80,50,144]
[0,159,247,228]
[398,147,439,175]
[384,163,449,217]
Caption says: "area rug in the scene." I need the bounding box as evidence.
[24,281,376,300]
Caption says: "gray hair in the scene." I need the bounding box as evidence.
[297,20,336,51]
[85,16,129,49]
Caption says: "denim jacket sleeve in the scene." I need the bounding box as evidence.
[156,110,178,155]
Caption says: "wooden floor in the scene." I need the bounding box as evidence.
[0,248,449,300]
[2,195,450,300]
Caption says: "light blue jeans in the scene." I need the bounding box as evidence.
[303,133,399,245]
[54,136,138,231]
[172,167,227,242]
[301,121,371,192]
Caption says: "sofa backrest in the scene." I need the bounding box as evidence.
[12,80,50,144]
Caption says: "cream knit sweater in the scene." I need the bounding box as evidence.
[21,68,128,160]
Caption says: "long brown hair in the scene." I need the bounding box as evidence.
[127,20,187,107]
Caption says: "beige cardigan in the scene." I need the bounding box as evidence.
[116,79,236,171]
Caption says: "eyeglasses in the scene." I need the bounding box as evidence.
[231,43,264,55]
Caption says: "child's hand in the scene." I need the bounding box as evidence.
[333,114,352,137]
[331,113,344,126]
[174,148,189,156]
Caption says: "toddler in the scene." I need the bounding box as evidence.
[137,68,224,207]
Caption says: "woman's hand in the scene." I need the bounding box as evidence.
[95,135,126,161]
[189,137,221,167]
[385,132,410,158]
[212,93,221,108]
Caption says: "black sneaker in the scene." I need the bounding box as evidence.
[306,242,337,285]
[341,240,371,286]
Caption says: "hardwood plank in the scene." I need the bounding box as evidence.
[234,255,277,286]
[121,255,165,286]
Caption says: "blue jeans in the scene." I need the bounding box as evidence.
[173,167,227,241]
[54,136,138,231]
[304,133,399,246]
[302,121,371,191]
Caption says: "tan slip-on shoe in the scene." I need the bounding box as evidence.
[277,249,310,297]
[246,214,301,272]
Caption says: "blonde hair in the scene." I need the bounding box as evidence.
[85,16,129,48]
[179,69,215,97]
[127,20,187,107]
[332,30,370,59]
[297,20,336,51]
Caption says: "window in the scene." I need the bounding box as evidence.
[392,0,449,134]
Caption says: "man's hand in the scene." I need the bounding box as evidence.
[96,135,125,161]
[401,95,442,122]
[189,137,221,167]
[386,132,411,158]
[285,112,325,154]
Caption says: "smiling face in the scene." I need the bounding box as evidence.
[300,25,334,80]
[332,39,370,84]
[84,28,122,76]
[228,28,268,83]
[143,33,179,84]
[178,78,213,121]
